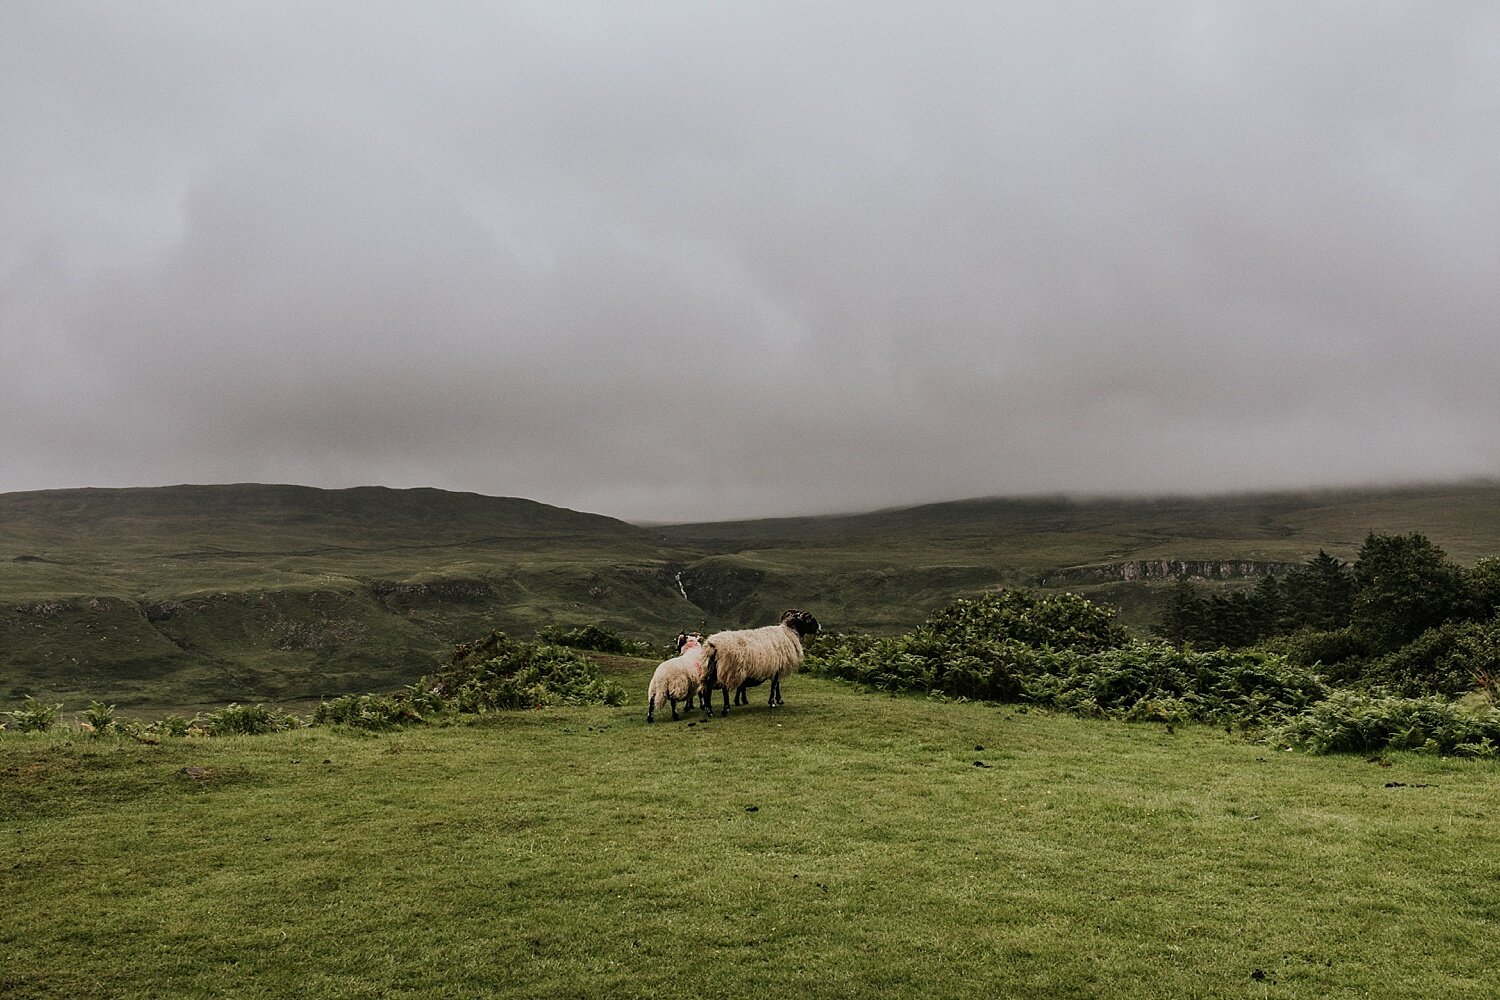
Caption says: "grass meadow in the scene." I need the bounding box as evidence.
[5,662,1499,999]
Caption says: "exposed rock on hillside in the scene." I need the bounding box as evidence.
[1043,559,1298,586]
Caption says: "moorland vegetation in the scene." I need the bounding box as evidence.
[8,480,1500,708]
[807,532,1500,756]
[12,530,1500,760]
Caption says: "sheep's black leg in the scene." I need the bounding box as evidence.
[647,694,656,724]
[769,675,780,707]
[670,697,680,722]
[720,686,730,716]
[733,683,747,706]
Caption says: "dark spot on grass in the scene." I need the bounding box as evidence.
[973,761,991,768]
[745,805,759,812]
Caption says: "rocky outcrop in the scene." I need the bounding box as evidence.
[1041,559,1298,586]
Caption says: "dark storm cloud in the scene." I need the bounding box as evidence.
[3,2,1498,521]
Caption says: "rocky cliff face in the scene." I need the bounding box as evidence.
[1042,559,1298,586]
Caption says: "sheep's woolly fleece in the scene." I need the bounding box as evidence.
[701,610,820,711]
[646,634,704,722]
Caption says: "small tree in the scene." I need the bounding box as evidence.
[1351,532,1470,653]
[1153,578,1204,645]
[1282,550,1355,631]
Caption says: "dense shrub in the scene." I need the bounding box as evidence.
[1026,644,1327,725]
[1361,614,1500,698]
[197,703,303,736]
[429,633,626,712]
[147,715,193,738]
[1266,627,1371,682]
[807,590,1127,702]
[808,590,1320,727]
[926,589,1130,653]
[313,693,423,731]
[1270,690,1500,756]
[535,624,654,658]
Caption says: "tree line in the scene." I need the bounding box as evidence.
[1153,532,1500,698]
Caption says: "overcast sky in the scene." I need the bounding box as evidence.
[3,3,1498,523]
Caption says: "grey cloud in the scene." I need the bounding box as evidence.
[3,2,1499,521]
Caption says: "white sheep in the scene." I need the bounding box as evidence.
[646,632,705,723]
[700,609,820,717]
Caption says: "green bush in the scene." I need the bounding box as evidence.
[145,715,192,738]
[534,624,654,658]
[808,590,1321,727]
[1270,690,1500,755]
[1025,644,1326,725]
[197,703,302,736]
[807,590,1128,700]
[1362,614,1500,698]
[429,633,626,712]
[312,693,423,731]
[1268,627,1370,680]
[4,696,63,733]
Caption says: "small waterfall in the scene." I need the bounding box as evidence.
[675,572,690,602]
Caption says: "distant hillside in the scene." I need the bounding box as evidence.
[5,480,1500,709]
[656,481,1500,636]
[0,484,708,707]
[658,483,1500,565]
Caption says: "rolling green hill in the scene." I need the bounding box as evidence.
[0,485,706,707]
[4,480,1500,708]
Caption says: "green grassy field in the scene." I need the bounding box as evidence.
[5,664,1498,999]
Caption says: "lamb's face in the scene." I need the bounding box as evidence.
[675,631,704,654]
[780,609,820,638]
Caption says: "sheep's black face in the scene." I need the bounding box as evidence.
[781,609,820,638]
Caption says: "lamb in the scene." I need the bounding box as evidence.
[699,609,820,717]
[646,632,705,723]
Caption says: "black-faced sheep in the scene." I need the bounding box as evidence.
[699,609,820,717]
[647,632,704,723]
